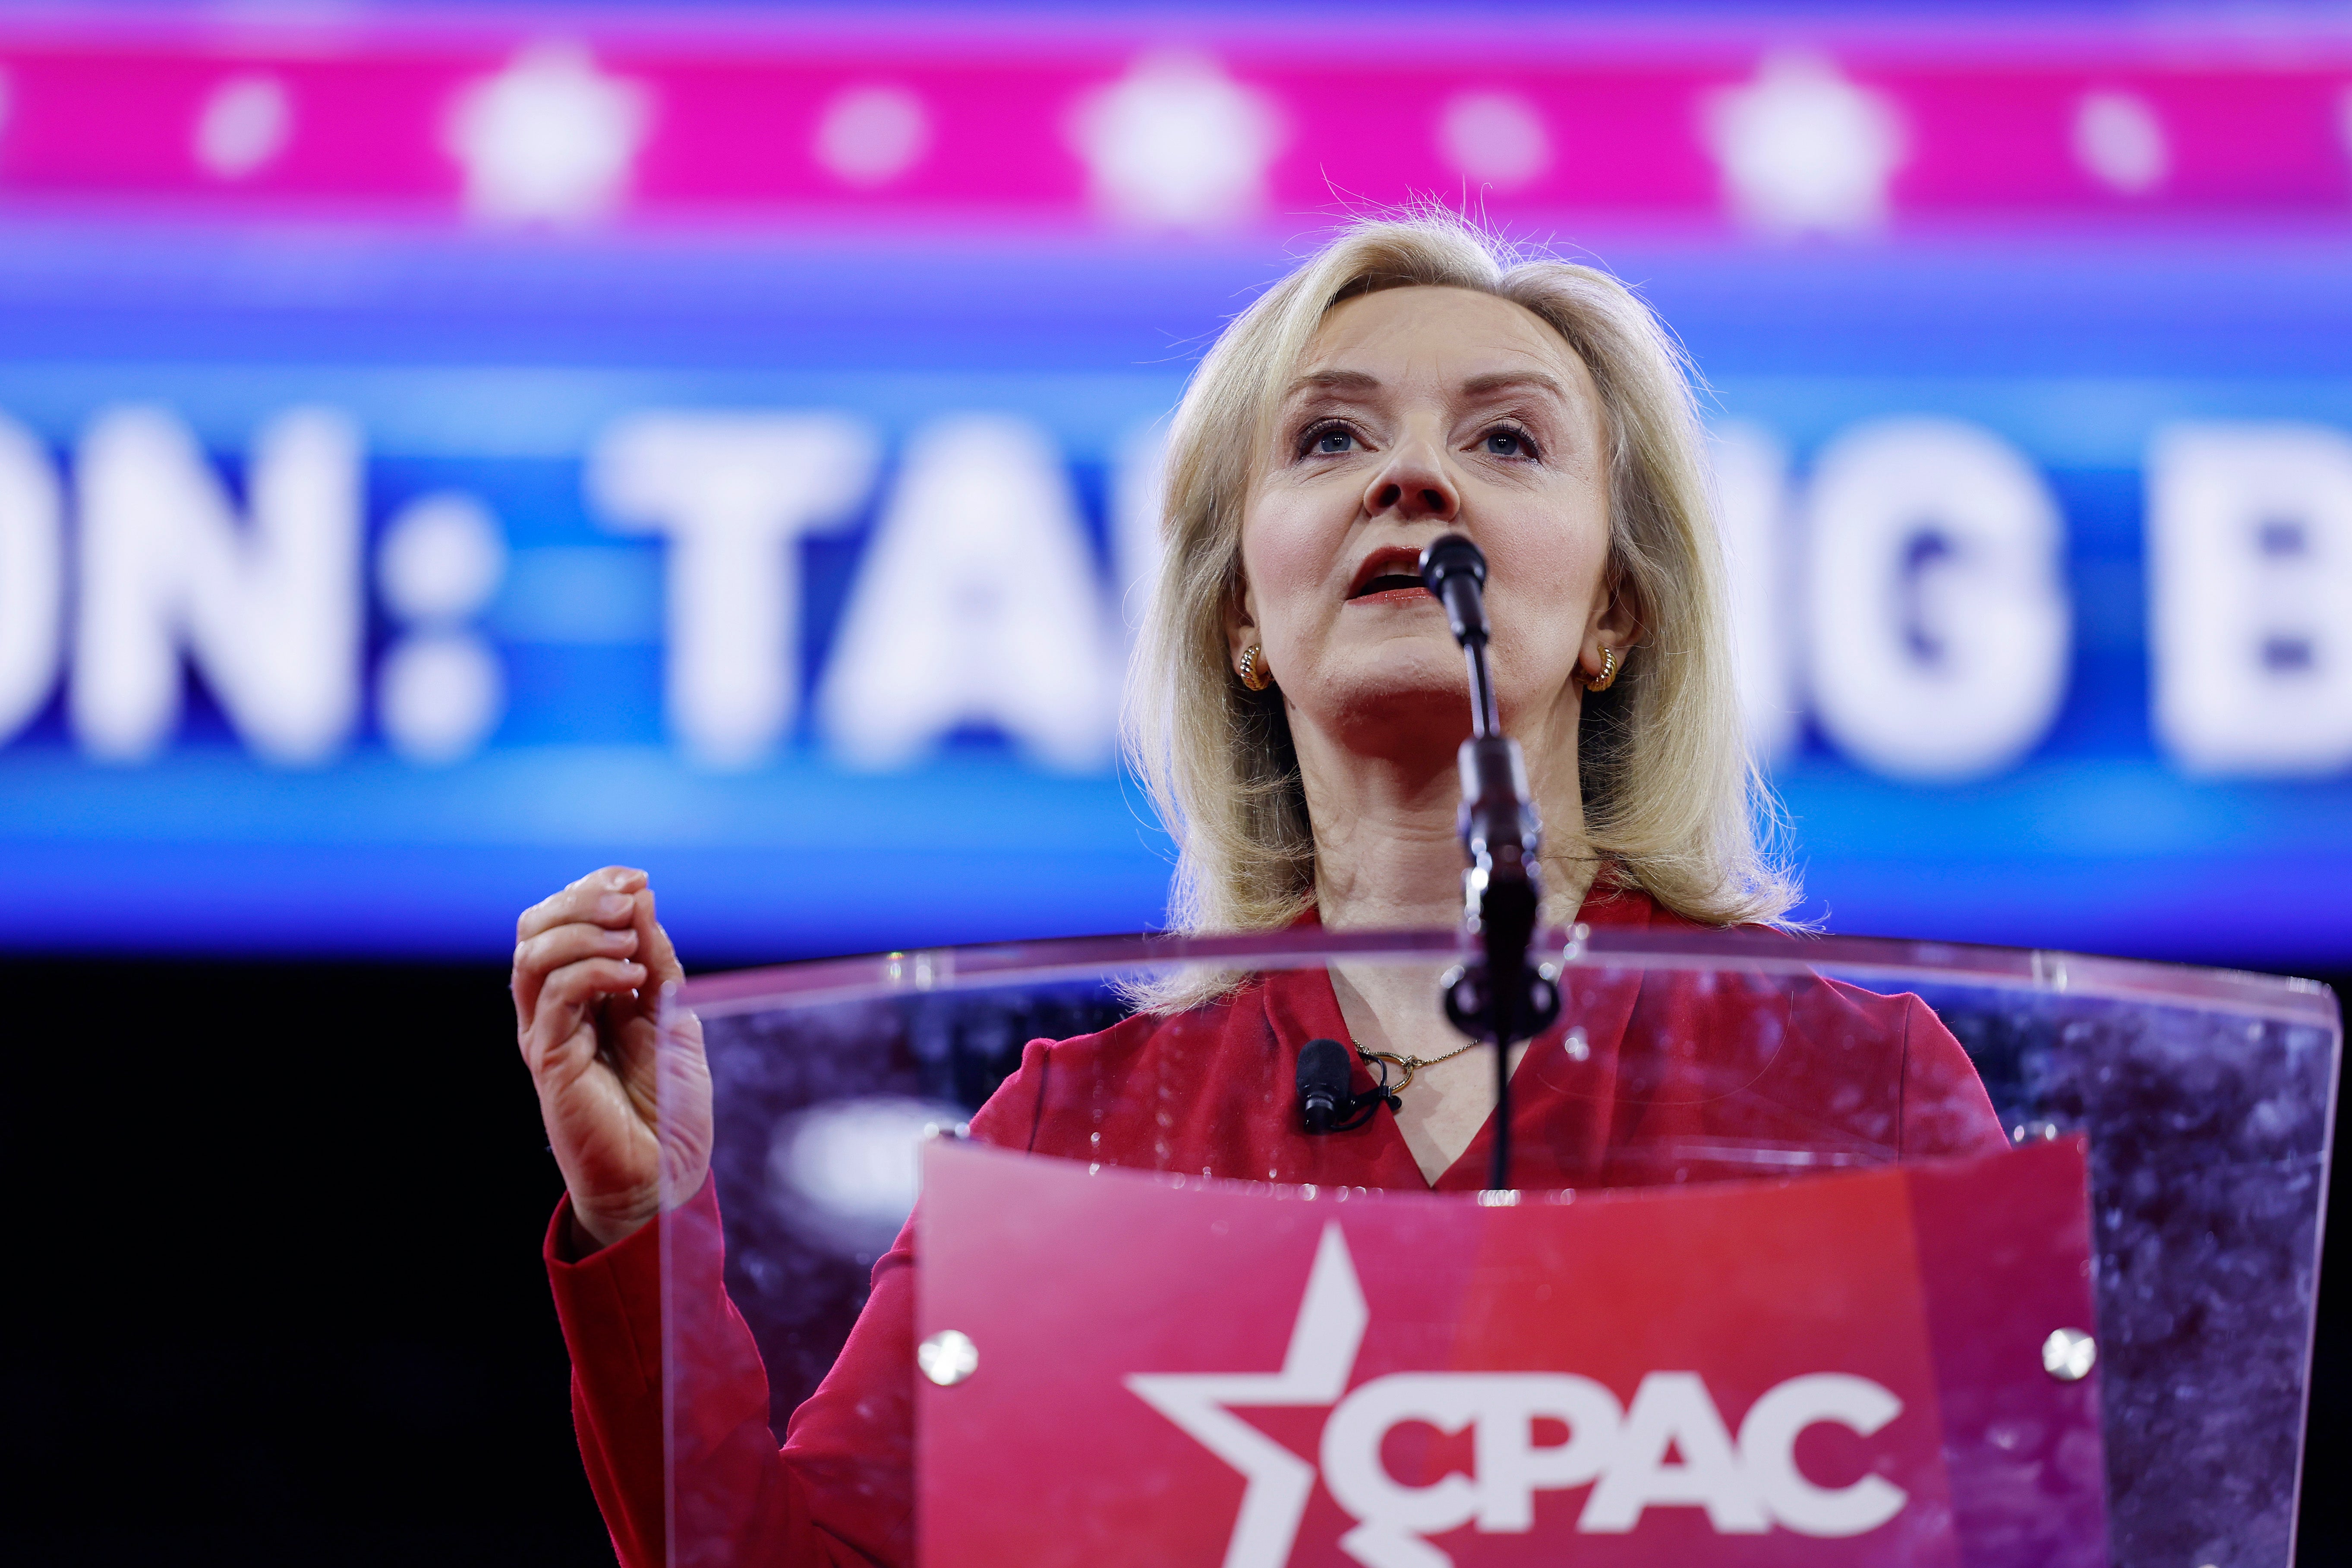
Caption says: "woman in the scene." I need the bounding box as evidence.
[512,214,2006,1565]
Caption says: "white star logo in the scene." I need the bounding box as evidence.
[1069,51,1283,230]
[1122,1218,1915,1566]
[1438,91,1551,192]
[444,40,650,224]
[814,85,931,188]
[1126,1222,1367,1568]
[195,75,292,181]
[1702,52,1906,236]
[2073,89,2167,194]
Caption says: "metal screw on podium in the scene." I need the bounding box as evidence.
[2041,1326,2097,1382]
[919,1329,980,1386]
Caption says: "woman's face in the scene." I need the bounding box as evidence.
[1231,284,1632,762]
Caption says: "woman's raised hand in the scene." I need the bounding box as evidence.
[512,866,712,1253]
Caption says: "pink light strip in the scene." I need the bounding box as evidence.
[0,22,2343,230]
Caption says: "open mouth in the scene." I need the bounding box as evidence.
[1347,546,1431,601]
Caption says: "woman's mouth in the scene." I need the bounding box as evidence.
[1346,547,1434,603]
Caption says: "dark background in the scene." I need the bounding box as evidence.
[6,960,605,1565]
[4,955,2340,1565]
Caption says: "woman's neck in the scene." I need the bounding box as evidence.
[1294,699,1596,932]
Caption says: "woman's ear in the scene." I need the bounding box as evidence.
[1593,566,1644,649]
[1223,577,1262,671]
[1578,567,1644,689]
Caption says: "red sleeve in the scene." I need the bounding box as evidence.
[1897,993,2011,1159]
[546,1174,861,1566]
[544,1040,1057,1568]
[543,1191,673,1568]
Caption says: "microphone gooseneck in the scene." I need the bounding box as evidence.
[1418,534,1501,739]
[1417,535,1563,1192]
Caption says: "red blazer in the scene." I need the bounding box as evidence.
[543,890,2007,1566]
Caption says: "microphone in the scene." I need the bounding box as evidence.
[1419,534,1500,740]
[1419,533,1490,651]
[1296,1038,1388,1134]
[1296,1038,1351,1133]
[1416,534,1562,1191]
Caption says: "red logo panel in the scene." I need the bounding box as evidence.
[918,1138,2101,1567]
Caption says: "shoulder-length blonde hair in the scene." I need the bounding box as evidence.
[1125,211,1796,991]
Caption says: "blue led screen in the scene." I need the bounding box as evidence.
[3,14,2350,967]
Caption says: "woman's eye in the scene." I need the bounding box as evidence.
[1309,426,1357,455]
[1483,429,1531,457]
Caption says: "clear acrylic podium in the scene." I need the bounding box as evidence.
[653,927,2338,1568]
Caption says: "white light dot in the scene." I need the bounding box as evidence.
[2073,90,2167,195]
[1702,51,1907,236]
[1068,51,1283,230]
[917,1329,978,1387]
[195,75,292,180]
[378,493,506,624]
[2040,1326,2098,1382]
[815,85,930,187]
[1439,91,1550,189]
[768,1096,968,1257]
[443,40,649,225]
[378,632,504,765]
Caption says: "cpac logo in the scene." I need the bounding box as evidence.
[1128,1224,1907,1568]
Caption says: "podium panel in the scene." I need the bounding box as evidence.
[919,1135,2101,1568]
[654,928,2338,1568]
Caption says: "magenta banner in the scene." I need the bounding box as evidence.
[0,17,2346,231]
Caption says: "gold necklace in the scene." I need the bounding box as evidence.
[1356,1041,1479,1096]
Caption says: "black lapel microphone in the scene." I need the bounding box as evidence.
[1296,1038,1392,1134]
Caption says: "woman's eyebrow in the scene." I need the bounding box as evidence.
[1283,368,1382,400]
[1459,370,1570,402]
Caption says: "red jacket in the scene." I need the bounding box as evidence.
[543,891,2007,1565]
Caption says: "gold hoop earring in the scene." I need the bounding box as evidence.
[1585,646,1620,693]
[1238,644,1273,691]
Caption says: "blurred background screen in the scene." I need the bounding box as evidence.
[2,0,2349,969]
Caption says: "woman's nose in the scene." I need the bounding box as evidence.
[1363,442,1459,522]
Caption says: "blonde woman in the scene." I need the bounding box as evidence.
[512,214,2005,1564]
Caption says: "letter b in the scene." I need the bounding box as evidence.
[2148,423,2352,775]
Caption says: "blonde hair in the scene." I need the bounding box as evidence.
[1125,212,1796,1002]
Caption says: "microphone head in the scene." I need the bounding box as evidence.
[1419,534,1489,646]
[1296,1037,1353,1131]
[1418,534,1486,594]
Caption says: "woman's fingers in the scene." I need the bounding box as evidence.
[512,921,641,1023]
[595,890,686,1034]
[524,956,648,1071]
[512,868,652,1026]
[507,867,696,1251]
[634,889,686,994]
[517,866,647,944]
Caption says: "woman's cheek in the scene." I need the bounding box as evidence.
[1243,494,1346,630]
[1487,514,1609,668]
[1494,509,1607,605]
